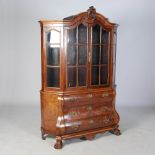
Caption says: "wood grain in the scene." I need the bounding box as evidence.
[39,6,121,149]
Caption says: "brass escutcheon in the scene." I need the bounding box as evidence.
[69,111,77,116]
[103,116,110,124]
[102,93,109,97]
[89,119,94,124]
[87,105,92,111]
[101,106,110,112]
[71,125,79,130]
[88,94,93,98]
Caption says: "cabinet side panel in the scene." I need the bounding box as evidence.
[40,92,60,135]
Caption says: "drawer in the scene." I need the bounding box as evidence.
[65,114,114,134]
[63,94,92,107]
[63,92,114,107]
[92,92,114,104]
[63,102,113,121]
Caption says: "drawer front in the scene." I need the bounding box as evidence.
[65,114,114,134]
[92,92,113,104]
[63,102,113,121]
[63,94,92,107]
[63,92,114,107]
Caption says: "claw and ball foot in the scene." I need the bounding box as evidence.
[110,128,121,136]
[54,138,63,149]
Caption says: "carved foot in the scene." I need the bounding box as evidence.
[110,128,121,136]
[41,128,46,140]
[42,134,46,140]
[54,138,63,149]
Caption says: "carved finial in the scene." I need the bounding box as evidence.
[87,6,96,20]
[89,6,95,10]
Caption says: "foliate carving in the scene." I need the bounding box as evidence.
[103,114,114,125]
[103,116,110,124]
[87,6,96,20]
[101,106,111,112]
[66,6,114,29]
[83,6,97,25]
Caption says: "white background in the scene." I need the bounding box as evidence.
[0,0,155,106]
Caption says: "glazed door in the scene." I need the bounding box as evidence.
[66,24,110,89]
[90,24,110,87]
[67,24,88,88]
[45,27,61,88]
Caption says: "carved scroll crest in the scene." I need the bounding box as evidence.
[83,6,97,25]
[87,6,96,20]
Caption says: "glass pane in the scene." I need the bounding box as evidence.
[101,45,108,64]
[68,46,76,65]
[68,28,76,44]
[101,29,109,44]
[47,47,60,66]
[78,67,86,86]
[91,66,99,85]
[100,66,108,84]
[78,46,87,65]
[46,67,60,87]
[47,29,60,44]
[68,67,76,87]
[78,24,87,43]
[92,45,100,65]
[92,25,100,44]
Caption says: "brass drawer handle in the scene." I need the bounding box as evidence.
[103,116,110,124]
[87,105,92,111]
[71,125,79,130]
[89,119,94,124]
[69,111,78,116]
[102,93,109,97]
[88,94,93,98]
[69,98,78,102]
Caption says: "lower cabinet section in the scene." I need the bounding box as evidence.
[40,90,120,149]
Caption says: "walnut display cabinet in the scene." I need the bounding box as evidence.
[39,6,121,149]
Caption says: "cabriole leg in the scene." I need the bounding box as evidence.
[54,137,63,149]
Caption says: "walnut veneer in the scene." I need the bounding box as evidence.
[39,6,121,149]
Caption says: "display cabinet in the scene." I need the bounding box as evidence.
[39,6,121,149]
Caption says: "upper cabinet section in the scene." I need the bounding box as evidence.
[39,6,118,90]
